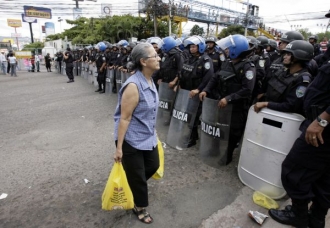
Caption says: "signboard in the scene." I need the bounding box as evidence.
[23,6,52,19]
[11,33,22,38]
[101,4,112,16]
[15,51,32,59]
[7,19,22,28]
[45,22,55,36]
[73,8,82,20]
[22,14,37,23]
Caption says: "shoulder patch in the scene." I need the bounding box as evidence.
[245,70,254,80]
[204,62,211,70]
[102,57,106,61]
[259,59,265,68]
[296,86,307,98]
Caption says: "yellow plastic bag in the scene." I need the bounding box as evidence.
[152,139,164,180]
[102,162,134,210]
[253,191,279,210]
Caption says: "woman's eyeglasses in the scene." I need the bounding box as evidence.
[145,54,158,59]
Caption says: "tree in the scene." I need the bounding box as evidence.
[218,25,245,38]
[297,28,312,40]
[190,25,204,36]
[22,42,44,51]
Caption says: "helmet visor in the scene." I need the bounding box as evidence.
[183,36,205,47]
[215,35,235,51]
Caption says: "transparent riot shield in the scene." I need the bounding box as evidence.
[78,62,82,76]
[84,63,89,79]
[93,66,98,88]
[238,106,305,199]
[166,89,200,150]
[156,82,176,140]
[62,62,66,76]
[121,71,130,85]
[116,69,122,92]
[81,62,85,78]
[105,69,113,95]
[88,64,94,84]
[73,62,77,76]
[199,97,232,168]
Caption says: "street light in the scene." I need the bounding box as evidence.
[58,17,63,33]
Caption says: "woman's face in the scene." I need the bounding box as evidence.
[143,47,161,71]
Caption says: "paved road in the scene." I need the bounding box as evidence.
[1,68,325,228]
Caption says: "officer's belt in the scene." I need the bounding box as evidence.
[305,104,329,121]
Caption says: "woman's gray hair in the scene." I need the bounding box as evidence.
[126,43,153,71]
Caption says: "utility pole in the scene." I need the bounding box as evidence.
[168,0,172,36]
[244,0,250,36]
[29,22,34,43]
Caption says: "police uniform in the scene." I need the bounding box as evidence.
[203,59,256,164]
[267,50,281,64]
[95,52,107,92]
[207,50,221,73]
[266,68,311,114]
[180,53,214,146]
[156,47,183,83]
[271,62,330,228]
[64,51,74,82]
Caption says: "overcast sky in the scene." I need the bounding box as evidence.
[0,0,329,43]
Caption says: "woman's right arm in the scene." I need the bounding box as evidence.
[114,83,139,162]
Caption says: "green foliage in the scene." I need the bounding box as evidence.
[52,15,178,44]
[45,34,64,41]
[315,31,330,42]
[218,25,245,38]
[190,25,204,36]
[22,41,44,51]
[297,28,312,40]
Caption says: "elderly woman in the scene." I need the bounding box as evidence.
[113,43,161,224]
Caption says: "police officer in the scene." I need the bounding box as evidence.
[199,34,256,165]
[94,42,107,93]
[266,39,281,64]
[309,35,321,57]
[205,36,221,73]
[155,36,183,89]
[314,42,330,68]
[56,52,63,73]
[254,40,313,115]
[180,35,214,147]
[108,45,120,93]
[63,48,74,83]
[260,31,304,100]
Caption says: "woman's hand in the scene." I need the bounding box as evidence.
[114,148,123,163]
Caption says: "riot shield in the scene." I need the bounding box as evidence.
[78,62,82,76]
[84,63,89,79]
[73,62,77,76]
[105,69,113,95]
[238,106,305,199]
[156,82,176,140]
[121,71,130,85]
[116,69,122,92]
[81,63,85,78]
[88,64,93,84]
[199,98,232,168]
[62,62,66,76]
[93,66,98,88]
[166,89,200,150]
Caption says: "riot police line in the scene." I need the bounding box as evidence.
[51,32,329,209]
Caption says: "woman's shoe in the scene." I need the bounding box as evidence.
[132,206,153,224]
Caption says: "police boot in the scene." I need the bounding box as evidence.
[308,202,327,228]
[269,199,308,228]
[186,127,198,148]
[95,87,102,92]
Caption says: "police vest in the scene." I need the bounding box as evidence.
[181,54,208,90]
[64,53,74,64]
[96,54,105,68]
[217,60,252,99]
[266,70,311,102]
[159,50,182,82]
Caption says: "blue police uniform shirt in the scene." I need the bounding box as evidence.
[114,70,159,150]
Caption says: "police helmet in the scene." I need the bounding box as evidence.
[205,36,217,44]
[175,38,184,51]
[280,31,304,43]
[282,40,314,61]
[96,42,107,52]
[139,39,147,43]
[267,39,278,50]
[118,40,128,46]
[161,36,177,53]
[183,35,206,53]
[256,36,268,48]
[308,35,318,42]
[128,42,136,49]
[216,34,249,59]
[246,36,259,49]
[147,37,164,49]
